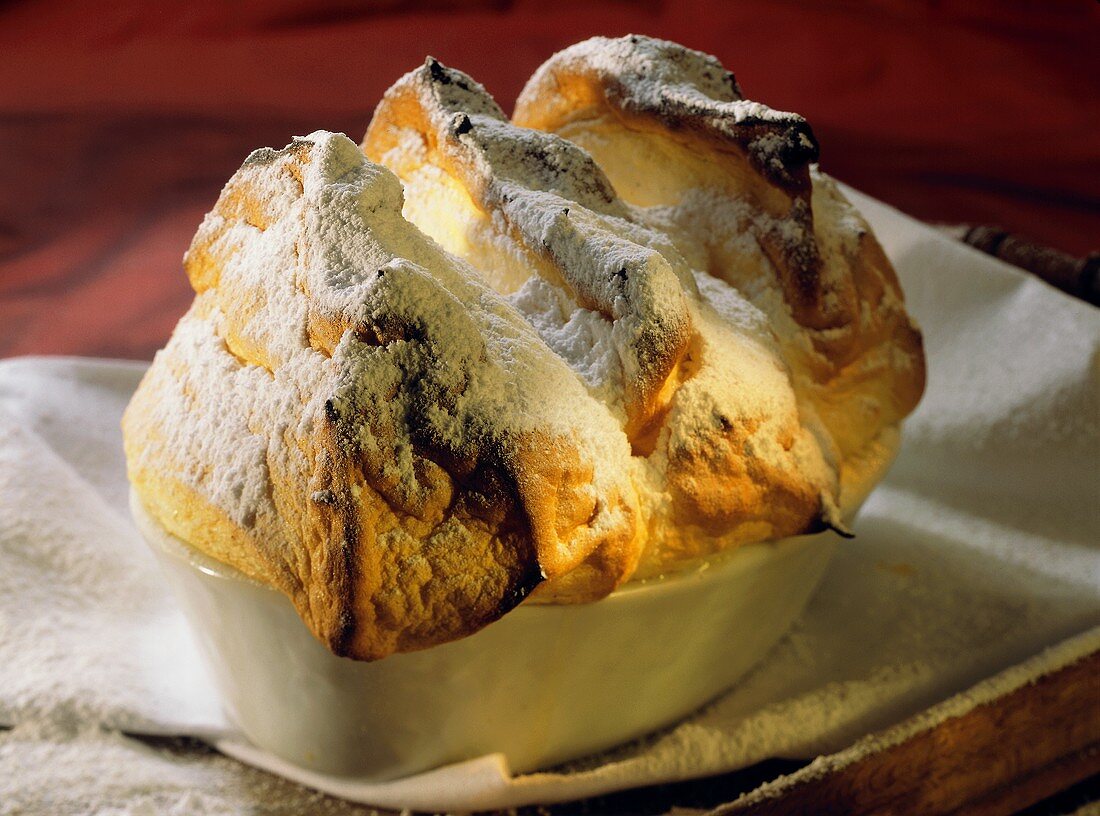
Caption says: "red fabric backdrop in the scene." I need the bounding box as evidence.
[1,0,1097,359]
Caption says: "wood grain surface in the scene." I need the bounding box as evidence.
[712,650,1100,816]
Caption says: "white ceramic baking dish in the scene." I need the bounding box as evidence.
[131,490,838,780]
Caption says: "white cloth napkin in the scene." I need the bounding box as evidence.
[1,188,1098,813]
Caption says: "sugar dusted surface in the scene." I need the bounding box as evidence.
[127,34,924,653]
[519,35,819,189]
[193,130,633,519]
[363,44,928,585]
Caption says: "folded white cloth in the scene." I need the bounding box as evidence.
[1,188,1098,813]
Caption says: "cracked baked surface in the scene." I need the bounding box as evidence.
[123,35,924,660]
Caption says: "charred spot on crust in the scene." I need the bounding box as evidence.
[424,56,450,84]
[334,517,359,651]
[452,113,473,136]
[780,121,819,167]
[725,70,741,97]
[425,56,476,93]
[328,610,356,658]
[500,557,545,614]
[311,470,361,658]
[813,494,853,539]
[751,121,819,194]
[351,321,385,346]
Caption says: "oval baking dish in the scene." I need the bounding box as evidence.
[132,489,838,780]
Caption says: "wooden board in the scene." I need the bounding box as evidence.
[482,645,1100,816]
[713,649,1100,815]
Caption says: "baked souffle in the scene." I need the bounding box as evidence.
[123,35,925,660]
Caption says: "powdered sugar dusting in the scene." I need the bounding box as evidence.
[508,276,626,417]
[176,129,636,525]
[517,35,819,189]
[124,130,647,654]
[365,54,906,577]
[128,35,923,651]
[510,35,925,522]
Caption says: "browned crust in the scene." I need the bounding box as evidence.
[364,58,694,440]
[514,35,819,196]
[513,35,847,333]
[366,57,859,565]
[122,133,637,660]
[514,35,925,463]
[125,38,927,660]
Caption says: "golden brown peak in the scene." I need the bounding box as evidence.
[372,57,626,215]
[366,59,695,439]
[367,57,873,561]
[515,34,819,196]
[125,36,926,663]
[127,130,641,660]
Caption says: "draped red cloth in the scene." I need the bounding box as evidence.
[1,0,1097,359]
